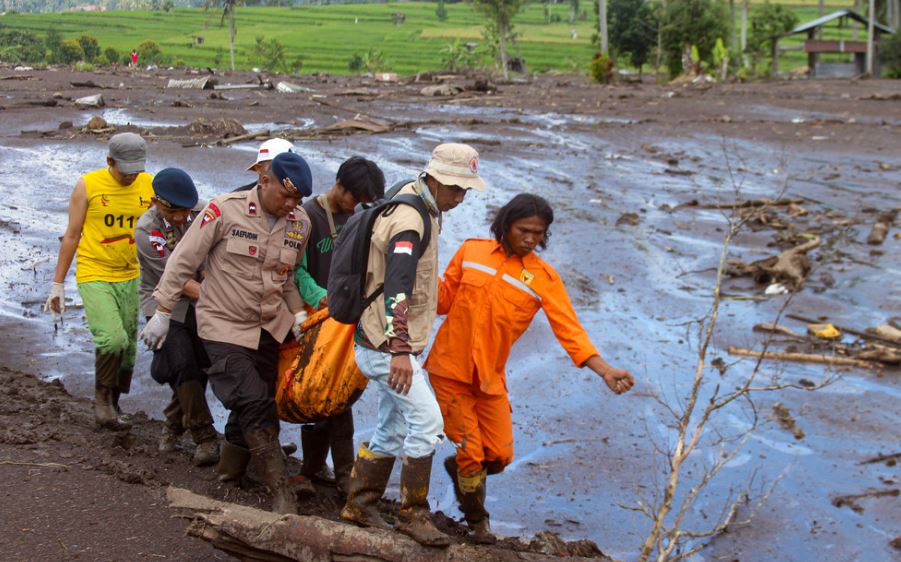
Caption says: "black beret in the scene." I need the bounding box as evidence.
[152,168,198,209]
[271,152,313,197]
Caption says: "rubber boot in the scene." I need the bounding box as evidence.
[340,443,395,530]
[217,440,251,483]
[176,381,219,467]
[300,423,335,484]
[159,394,184,452]
[330,409,356,496]
[444,456,496,544]
[245,427,297,515]
[395,455,451,547]
[95,352,131,430]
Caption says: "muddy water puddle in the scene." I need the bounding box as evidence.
[0,101,899,561]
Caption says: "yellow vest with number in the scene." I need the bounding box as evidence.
[75,168,154,283]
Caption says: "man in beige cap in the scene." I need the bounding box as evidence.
[44,132,154,430]
[340,143,485,547]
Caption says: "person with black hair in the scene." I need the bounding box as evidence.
[425,193,635,544]
[292,156,386,495]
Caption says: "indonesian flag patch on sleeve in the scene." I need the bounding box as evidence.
[200,202,221,228]
[393,241,414,255]
[149,230,167,257]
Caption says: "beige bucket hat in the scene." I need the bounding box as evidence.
[424,143,486,191]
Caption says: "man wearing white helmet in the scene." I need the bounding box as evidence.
[234,138,296,192]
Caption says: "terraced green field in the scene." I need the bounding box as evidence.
[0,2,863,74]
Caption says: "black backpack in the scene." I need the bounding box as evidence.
[326,180,432,325]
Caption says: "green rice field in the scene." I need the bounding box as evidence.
[0,1,870,74]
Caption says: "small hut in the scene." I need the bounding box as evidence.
[771,10,896,78]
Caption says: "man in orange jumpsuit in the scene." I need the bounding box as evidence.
[425,193,635,544]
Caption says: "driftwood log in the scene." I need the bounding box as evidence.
[167,487,615,562]
[866,209,897,245]
[727,236,821,291]
[727,347,881,370]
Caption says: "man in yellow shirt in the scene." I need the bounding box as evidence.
[45,133,154,430]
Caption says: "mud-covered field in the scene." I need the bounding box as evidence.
[0,64,899,561]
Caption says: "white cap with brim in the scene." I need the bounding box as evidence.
[424,142,486,192]
[248,138,295,171]
[108,132,147,175]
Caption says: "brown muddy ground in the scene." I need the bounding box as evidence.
[1,63,899,561]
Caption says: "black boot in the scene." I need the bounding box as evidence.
[245,427,297,514]
[300,423,334,484]
[395,455,451,547]
[340,443,395,530]
[444,456,496,544]
[217,440,250,483]
[330,409,356,495]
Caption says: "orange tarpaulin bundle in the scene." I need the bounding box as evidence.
[276,307,367,423]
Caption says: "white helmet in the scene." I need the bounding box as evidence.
[247,138,295,171]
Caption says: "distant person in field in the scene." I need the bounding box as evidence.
[130,49,139,68]
[44,133,154,431]
[425,193,635,544]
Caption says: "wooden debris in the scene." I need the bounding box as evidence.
[217,129,270,146]
[753,323,803,339]
[727,347,881,369]
[854,343,901,365]
[859,452,901,466]
[787,314,901,348]
[70,80,105,88]
[772,403,805,440]
[831,488,899,514]
[676,198,804,210]
[166,487,613,562]
[727,236,820,291]
[323,118,391,134]
[868,324,901,344]
[867,209,897,245]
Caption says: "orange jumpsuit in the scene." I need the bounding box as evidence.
[425,239,599,476]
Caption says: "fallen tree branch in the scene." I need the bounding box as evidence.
[217,129,270,146]
[859,452,901,465]
[727,236,821,291]
[0,460,69,470]
[727,347,881,370]
[786,314,901,348]
[167,487,614,562]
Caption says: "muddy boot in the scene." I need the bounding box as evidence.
[340,443,395,530]
[395,455,451,547]
[444,456,495,544]
[301,424,335,485]
[331,436,356,496]
[217,440,251,483]
[176,381,219,467]
[94,386,131,430]
[159,394,183,452]
[95,353,131,430]
[330,409,356,496]
[245,427,297,515]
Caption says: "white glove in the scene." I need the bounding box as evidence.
[292,310,308,342]
[141,310,172,351]
[43,282,66,321]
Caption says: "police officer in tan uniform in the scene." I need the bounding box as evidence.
[142,152,314,514]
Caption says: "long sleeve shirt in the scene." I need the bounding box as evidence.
[424,238,599,396]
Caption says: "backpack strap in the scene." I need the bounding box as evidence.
[317,193,338,241]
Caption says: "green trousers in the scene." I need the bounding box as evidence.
[78,278,139,392]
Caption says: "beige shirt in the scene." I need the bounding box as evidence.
[359,182,439,353]
[153,187,310,349]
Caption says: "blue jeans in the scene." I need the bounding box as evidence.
[355,345,445,458]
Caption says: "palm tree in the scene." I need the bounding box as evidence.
[206,0,238,71]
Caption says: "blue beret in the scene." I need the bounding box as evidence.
[271,152,312,197]
[152,168,198,209]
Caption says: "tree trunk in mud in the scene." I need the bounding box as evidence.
[598,0,609,55]
[167,487,611,562]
